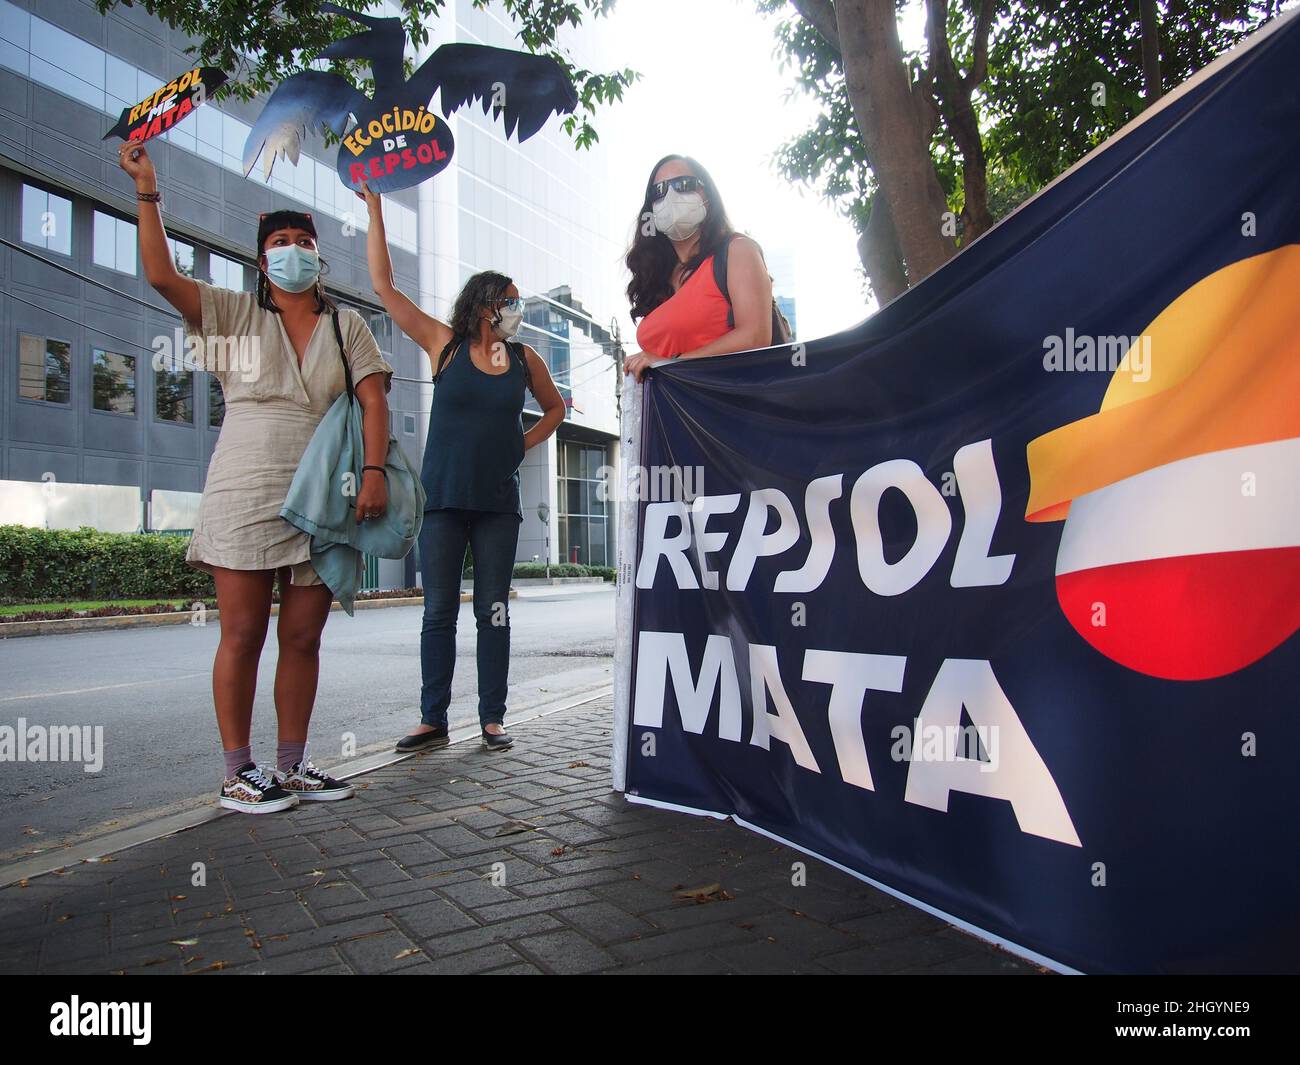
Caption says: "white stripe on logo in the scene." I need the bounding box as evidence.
[1055,437,1300,577]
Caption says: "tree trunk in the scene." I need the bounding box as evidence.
[835,0,957,286]
[858,194,908,305]
[1139,0,1162,102]
[925,0,995,243]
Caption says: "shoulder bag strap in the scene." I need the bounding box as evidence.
[330,310,355,403]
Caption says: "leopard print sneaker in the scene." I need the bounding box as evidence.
[277,759,355,802]
[220,763,299,814]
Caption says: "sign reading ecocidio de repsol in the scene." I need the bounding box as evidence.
[102,67,227,144]
[337,104,454,192]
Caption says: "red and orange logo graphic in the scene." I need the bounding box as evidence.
[1026,245,1300,681]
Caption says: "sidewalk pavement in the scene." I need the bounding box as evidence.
[0,694,1037,975]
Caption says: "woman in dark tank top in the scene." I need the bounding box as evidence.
[358,184,566,752]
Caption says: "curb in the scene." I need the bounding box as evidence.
[0,683,613,887]
[0,589,518,639]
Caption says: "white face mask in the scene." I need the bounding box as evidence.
[652,187,707,242]
[495,308,524,338]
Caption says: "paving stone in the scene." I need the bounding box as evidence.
[0,696,1037,977]
[513,928,616,974]
[554,900,655,944]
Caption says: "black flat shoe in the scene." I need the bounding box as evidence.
[396,726,450,753]
[481,729,513,752]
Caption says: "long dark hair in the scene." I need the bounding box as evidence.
[438,269,533,393]
[255,209,335,315]
[625,154,735,321]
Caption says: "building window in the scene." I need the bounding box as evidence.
[155,368,194,424]
[93,210,137,274]
[403,414,416,435]
[18,333,71,404]
[369,310,394,354]
[209,376,225,428]
[92,348,136,415]
[168,237,196,278]
[208,251,246,291]
[20,184,72,255]
[557,440,610,567]
[29,13,104,110]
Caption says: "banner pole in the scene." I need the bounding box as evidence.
[610,373,642,793]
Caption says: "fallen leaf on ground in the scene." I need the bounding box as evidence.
[568,761,589,769]
[394,948,422,959]
[550,846,566,856]
[188,961,226,973]
[170,938,198,947]
[674,883,733,903]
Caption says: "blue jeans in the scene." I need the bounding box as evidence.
[418,508,520,729]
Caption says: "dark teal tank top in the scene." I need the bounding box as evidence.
[420,339,526,518]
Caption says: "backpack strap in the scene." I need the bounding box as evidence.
[504,338,535,396]
[433,338,458,384]
[330,310,355,403]
[712,234,786,344]
[711,234,738,328]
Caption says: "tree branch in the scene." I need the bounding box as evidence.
[962,0,996,94]
[790,0,841,56]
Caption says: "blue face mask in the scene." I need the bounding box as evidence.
[263,244,320,293]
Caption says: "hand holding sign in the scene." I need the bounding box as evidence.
[117,142,157,189]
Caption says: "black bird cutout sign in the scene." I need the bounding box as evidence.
[243,3,578,194]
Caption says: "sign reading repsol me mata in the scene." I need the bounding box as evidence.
[102,67,227,144]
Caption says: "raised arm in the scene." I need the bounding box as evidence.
[117,143,201,325]
[358,183,453,365]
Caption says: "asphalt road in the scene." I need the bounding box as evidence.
[0,587,615,860]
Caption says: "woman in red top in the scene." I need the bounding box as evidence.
[624,155,774,381]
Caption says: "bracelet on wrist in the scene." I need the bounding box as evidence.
[362,465,387,479]
[137,189,162,203]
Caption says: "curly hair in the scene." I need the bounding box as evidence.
[436,270,532,393]
[625,155,734,322]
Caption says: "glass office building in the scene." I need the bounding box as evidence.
[0,0,625,582]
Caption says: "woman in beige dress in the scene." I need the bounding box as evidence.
[120,142,394,814]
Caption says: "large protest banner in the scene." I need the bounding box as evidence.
[612,10,1300,974]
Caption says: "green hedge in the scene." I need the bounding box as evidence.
[509,562,614,580]
[0,526,215,602]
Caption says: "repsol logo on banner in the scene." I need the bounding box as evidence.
[632,438,1082,848]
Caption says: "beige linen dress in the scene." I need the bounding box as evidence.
[183,280,394,583]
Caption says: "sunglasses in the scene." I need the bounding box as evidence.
[491,297,525,313]
[650,175,703,201]
[259,211,313,221]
